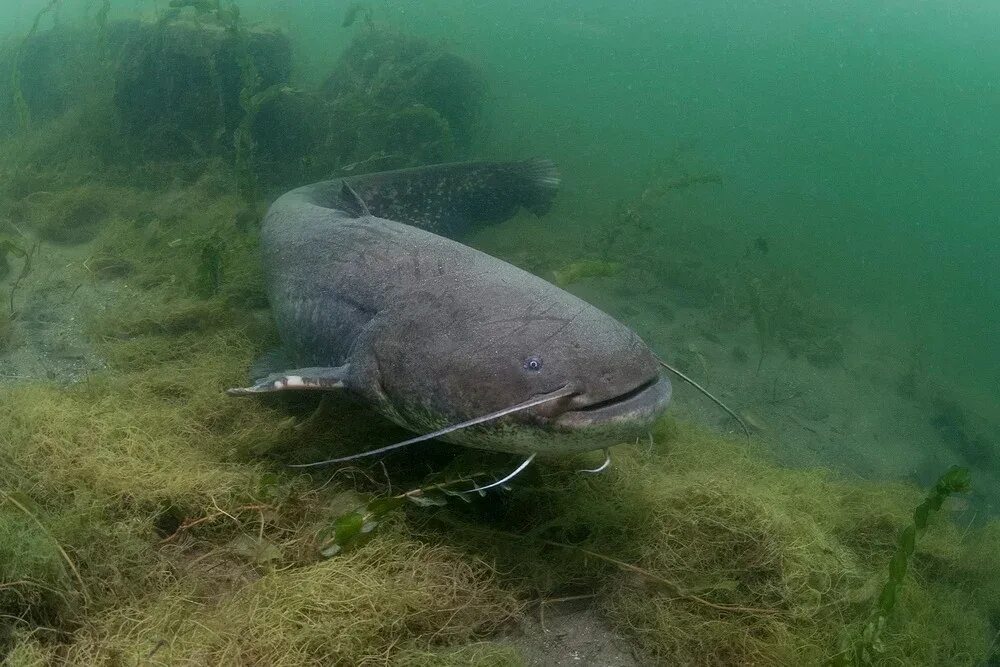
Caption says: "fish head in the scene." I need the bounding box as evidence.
[506,307,672,433]
[368,292,671,453]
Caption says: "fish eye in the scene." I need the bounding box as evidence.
[523,356,543,372]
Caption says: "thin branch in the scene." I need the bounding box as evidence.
[440,518,781,616]
[534,536,780,616]
[159,504,272,544]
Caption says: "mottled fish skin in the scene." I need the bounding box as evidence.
[256,160,671,456]
[343,160,560,235]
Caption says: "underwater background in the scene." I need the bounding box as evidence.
[0,1,997,665]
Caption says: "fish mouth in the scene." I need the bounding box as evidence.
[553,375,671,429]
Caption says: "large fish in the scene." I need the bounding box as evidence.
[229,160,671,477]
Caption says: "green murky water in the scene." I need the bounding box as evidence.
[0,2,996,665]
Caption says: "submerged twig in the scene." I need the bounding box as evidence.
[147,639,167,660]
[159,503,273,544]
[548,539,778,615]
[657,358,751,444]
[444,519,780,616]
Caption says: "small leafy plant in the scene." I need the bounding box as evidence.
[318,475,483,557]
[836,465,972,665]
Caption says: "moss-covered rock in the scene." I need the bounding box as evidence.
[114,20,292,161]
[318,29,484,172]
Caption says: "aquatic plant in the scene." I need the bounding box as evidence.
[306,420,999,665]
[835,466,972,665]
[82,254,133,280]
[320,29,484,171]
[0,236,26,281]
[0,310,522,662]
[551,259,623,288]
[0,274,997,664]
[194,232,225,298]
[223,0,269,207]
[748,276,773,372]
[115,9,291,164]
[89,179,265,305]
[342,2,374,29]
[7,241,36,318]
[3,10,481,199]
[8,0,62,131]
[0,11,995,666]
[233,83,287,209]
[736,263,848,371]
[565,152,849,373]
[94,0,112,57]
[635,170,723,207]
[146,1,292,209]
[320,482,453,557]
[46,539,519,665]
[0,489,86,601]
[591,157,722,262]
[0,308,11,353]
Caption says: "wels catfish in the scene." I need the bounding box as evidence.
[229,160,672,484]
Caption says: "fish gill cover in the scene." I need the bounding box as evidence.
[0,1,996,666]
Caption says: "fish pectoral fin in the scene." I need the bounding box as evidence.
[249,346,296,380]
[226,365,350,396]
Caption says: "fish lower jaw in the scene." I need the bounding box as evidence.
[553,376,671,430]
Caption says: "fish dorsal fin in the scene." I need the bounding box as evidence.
[249,346,296,381]
[340,180,372,218]
[333,159,560,236]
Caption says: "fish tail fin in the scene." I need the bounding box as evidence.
[514,157,561,216]
[338,159,560,235]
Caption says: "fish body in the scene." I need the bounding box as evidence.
[238,161,671,456]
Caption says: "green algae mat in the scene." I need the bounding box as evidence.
[0,11,996,664]
[0,256,997,664]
